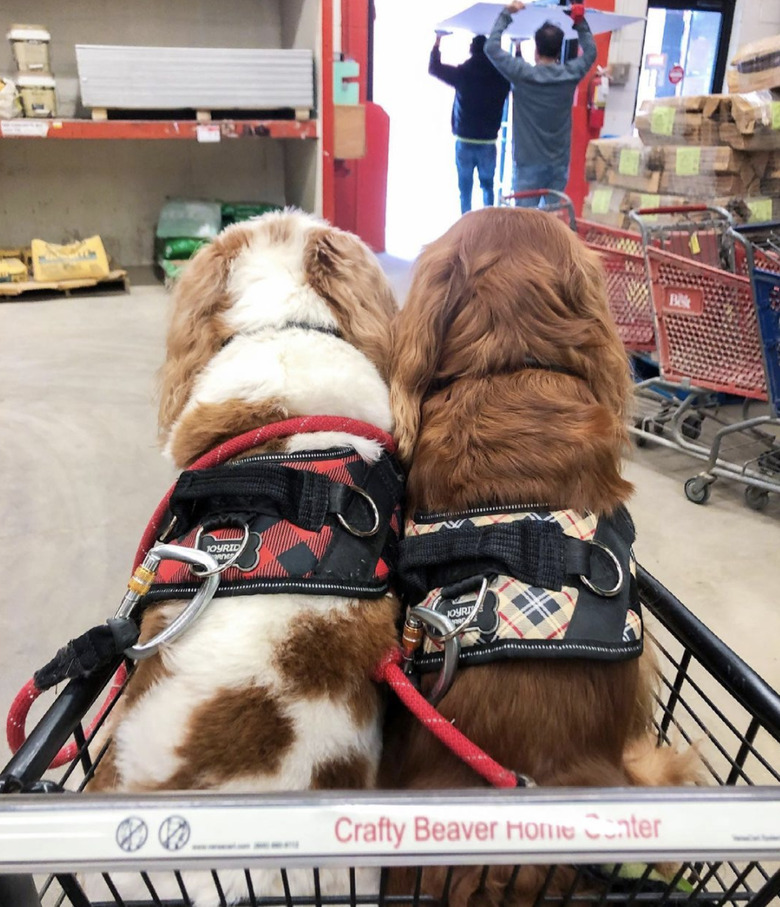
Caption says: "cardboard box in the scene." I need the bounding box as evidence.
[658,145,768,197]
[729,35,780,93]
[334,105,366,159]
[582,185,631,229]
[17,74,56,117]
[635,95,726,146]
[585,139,663,192]
[7,24,51,74]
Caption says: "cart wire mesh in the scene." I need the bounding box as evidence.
[2,567,780,907]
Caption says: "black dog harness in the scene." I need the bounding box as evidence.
[399,504,642,673]
[145,446,404,602]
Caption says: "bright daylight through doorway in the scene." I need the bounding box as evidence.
[373,0,511,258]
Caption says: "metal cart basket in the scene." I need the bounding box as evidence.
[2,567,780,907]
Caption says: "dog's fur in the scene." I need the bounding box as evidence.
[380,208,698,905]
[86,210,401,905]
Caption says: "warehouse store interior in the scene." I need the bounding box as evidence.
[1,0,780,903]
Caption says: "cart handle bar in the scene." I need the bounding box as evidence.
[631,205,730,217]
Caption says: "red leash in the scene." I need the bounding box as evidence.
[7,417,396,768]
[372,648,519,789]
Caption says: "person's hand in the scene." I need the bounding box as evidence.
[434,29,450,47]
[564,4,586,25]
[505,1,525,13]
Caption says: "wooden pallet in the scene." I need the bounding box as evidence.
[0,269,129,299]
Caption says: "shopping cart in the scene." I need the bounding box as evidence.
[498,189,577,231]
[626,208,780,507]
[575,219,655,353]
[2,567,780,906]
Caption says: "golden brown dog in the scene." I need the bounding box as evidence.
[380,207,697,905]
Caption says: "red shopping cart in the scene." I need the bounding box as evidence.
[576,219,654,353]
[629,209,780,508]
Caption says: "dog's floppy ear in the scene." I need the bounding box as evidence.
[304,226,398,381]
[390,247,466,464]
[158,225,251,442]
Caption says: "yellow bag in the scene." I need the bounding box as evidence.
[31,236,110,283]
[0,257,28,283]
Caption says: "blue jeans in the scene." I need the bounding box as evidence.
[511,162,570,207]
[455,140,497,214]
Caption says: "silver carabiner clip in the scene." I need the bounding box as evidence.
[115,544,220,661]
[408,606,461,707]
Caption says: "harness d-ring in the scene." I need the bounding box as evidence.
[337,485,380,537]
[408,606,461,707]
[580,540,624,598]
[190,520,251,577]
[116,543,221,660]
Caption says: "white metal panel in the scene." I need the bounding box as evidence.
[75,45,314,110]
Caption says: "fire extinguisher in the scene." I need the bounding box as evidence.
[587,66,609,132]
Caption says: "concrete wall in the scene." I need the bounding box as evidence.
[603,0,780,139]
[0,0,320,266]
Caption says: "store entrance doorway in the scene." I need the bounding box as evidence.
[635,0,735,114]
[372,0,496,258]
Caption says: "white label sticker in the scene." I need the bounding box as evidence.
[196,124,221,143]
[1,119,50,137]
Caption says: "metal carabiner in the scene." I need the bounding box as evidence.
[408,606,461,707]
[115,544,220,661]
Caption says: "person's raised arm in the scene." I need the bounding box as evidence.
[485,1,531,82]
[429,33,461,88]
[564,5,597,77]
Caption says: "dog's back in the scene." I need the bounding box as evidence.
[381,208,697,905]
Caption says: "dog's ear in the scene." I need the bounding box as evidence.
[304,227,398,382]
[157,225,251,442]
[390,248,466,464]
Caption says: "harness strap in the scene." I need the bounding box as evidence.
[372,648,520,789]
[169,462,376,535]
[136,416,395,569]
[400,521,594,601]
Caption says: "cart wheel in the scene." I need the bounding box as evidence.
[744,486,769,512]
[682,414,703,441]
[684,477,711,505]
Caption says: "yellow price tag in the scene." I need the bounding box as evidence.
[772,101,780,130]
[689,232,701,255]
[676,147,701,176]
[619,148,641,176]
[747,198,773,222]
[591,188,613,215]
[651,106,675,136]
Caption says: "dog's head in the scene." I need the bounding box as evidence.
[158,209,398,467]
[392,207,633,464]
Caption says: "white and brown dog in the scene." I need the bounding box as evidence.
[85,209,402,905]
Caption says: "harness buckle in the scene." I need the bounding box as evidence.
[115,544,220,660]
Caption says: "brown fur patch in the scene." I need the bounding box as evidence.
[311,753,372,789]
[168,397,292,467]
[87,743,120,792]
[157,223,252,442]
[274,595,399,727]
[155,684,296,790]
[304,227,398,382]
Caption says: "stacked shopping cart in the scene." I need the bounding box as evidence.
[578,204,780,510]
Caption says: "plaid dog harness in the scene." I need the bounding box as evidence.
[143,445,404,602]
[399,505,642,673]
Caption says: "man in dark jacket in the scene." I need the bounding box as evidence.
[429,32,510,214]
[486,1,596,202]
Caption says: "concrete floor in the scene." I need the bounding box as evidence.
[1,261,779,770]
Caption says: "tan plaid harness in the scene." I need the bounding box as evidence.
[399,505,643,673]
